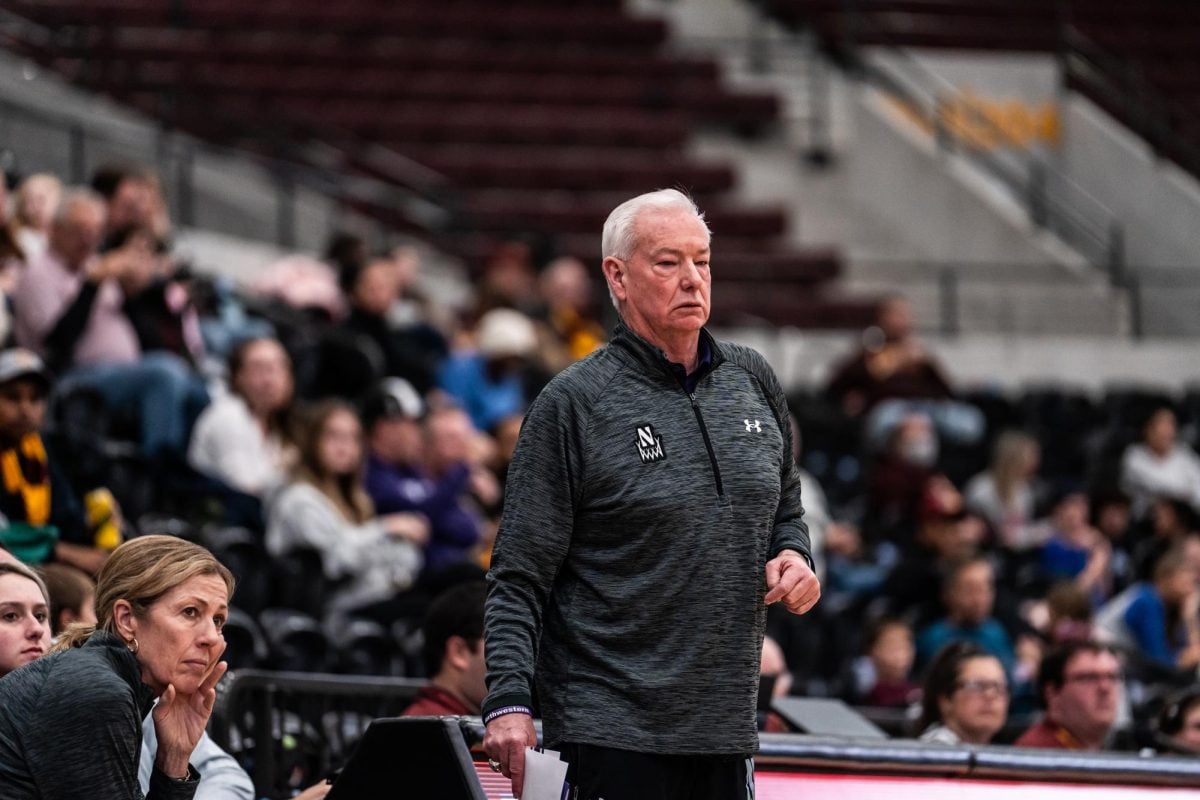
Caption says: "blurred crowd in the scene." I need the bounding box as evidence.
[2,162,1200,764]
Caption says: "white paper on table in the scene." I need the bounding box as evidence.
[520,747,569,800]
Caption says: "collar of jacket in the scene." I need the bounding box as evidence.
[610,321,724,387]
[85,629,158,717]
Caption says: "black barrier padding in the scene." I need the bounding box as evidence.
[326,717,486,800]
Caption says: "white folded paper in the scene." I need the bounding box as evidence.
[520,747,569,800]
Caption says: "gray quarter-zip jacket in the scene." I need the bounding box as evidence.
[483,323,810,755]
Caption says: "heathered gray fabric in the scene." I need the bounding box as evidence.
[0,632,199,799]
[483,324,810,755]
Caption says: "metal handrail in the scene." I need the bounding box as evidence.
[778,1,1127,278]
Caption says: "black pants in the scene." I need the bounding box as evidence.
[560,743,754,800]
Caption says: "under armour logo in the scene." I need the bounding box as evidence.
[744,419,762,433]
[635,424,665,463]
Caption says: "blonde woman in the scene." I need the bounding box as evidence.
[965,431,1042,550]
[0,560,50,676]
[0,535,233,798]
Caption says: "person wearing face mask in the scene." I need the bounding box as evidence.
[0,535,232,798]
[0,560,51,677]
[867,413,942,545]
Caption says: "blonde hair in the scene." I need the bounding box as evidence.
[53,535,234,652]
[0,560,50,606]
[989,430,1038,507]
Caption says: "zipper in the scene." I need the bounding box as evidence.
[689,392,725,498]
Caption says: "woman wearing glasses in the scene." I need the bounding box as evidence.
[916,641,1010,745]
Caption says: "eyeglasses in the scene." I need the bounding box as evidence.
[955,679,1009,697]
[1063,671,1122,686]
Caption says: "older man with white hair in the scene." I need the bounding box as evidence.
[482,189,819,800]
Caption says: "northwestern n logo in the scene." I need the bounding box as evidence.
[635,424,665,464]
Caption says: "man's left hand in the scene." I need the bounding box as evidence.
[764,549,820,614]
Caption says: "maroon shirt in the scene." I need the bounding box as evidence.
[1014,718,1085,750]
[402,685,473,717]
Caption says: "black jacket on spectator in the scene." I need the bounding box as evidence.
[341,308,444,393]
[0,632,200,799]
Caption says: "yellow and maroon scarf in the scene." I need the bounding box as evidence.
[0,433,51,526]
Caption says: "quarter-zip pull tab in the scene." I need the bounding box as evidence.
[689,392,725,498]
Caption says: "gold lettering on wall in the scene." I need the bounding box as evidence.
[886,88,1061,149]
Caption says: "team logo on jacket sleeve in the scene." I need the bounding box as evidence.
[635,424,666,464]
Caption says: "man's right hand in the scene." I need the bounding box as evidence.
[482,713,537,798]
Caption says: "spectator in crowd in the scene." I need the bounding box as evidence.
[402,581,487,716]
[867,413,943,543]
[112,224,204,367]
[1091,490,1136,592]
[965,431,1042,551]
[11,189,207,461]
[475,241,540,315]
[883,478,982,622]
[90,164,158,241]
[363,381,487,578]
[189,337,297,500]
[917,557,1016,674]
[24,557,257,800]
[1038,582,1094,646]
[1131,498,1198,582]
[1155,687,1200,754]
[386,246,451,360]
[324,231,368,279]
[826,295,983,448]
[916,642,1009,745]
[0,348,119,573]
[0,535,231,796]
[1094,547,1200,673]
[420,407,496,574]
[439,307,539,433]
[535,255,605,369]
[1121,406,1200,518]
[265,400,425,616]
[0,172,21,343]
[1035,490,1112,605]
[39,562,96,635]
[0,560,50,676]
[823,521,898,611]
[1015,641,1121,750]
[341,253,441,393]
[10,173,62,265]
[5,545,303,800]
[851,617,919,708]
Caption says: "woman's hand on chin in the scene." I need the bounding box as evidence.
[152,641,228,775]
